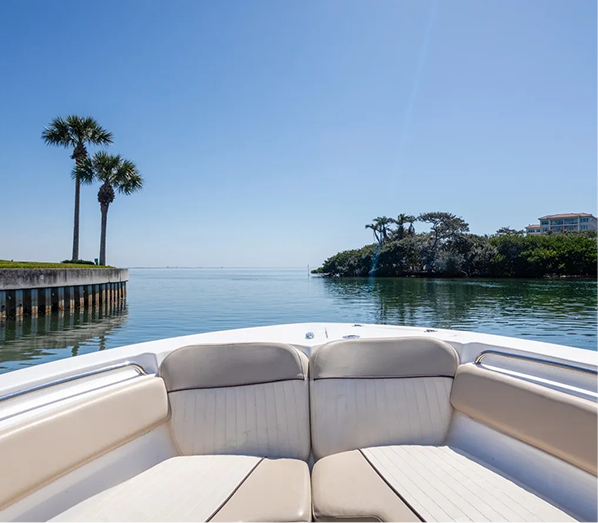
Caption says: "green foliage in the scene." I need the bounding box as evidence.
[365,216,394,245]
[42,115,113,151]
[489,232,598,277]
[77,151,143,197]
[315,245,376,277]
[61,259,97,265]
[314,213,597,278]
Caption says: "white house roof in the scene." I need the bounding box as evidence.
[539,213,595,220]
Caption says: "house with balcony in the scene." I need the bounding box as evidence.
[525,213,597,235]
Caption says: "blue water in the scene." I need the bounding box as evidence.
[0,268,596,373]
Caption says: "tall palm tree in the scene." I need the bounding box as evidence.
[42,116,113,260]
[365,222,381,244]
[393,213,408,240]
[392,213,417,239]
[366,216,393,245]
[78,152,143,266]
[405,215,416,236]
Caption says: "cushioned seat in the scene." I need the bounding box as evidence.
[310,337,459,460]
[161,342,311,460]
[312,450,419,522]
[313,446,575,522]
[53,455,311,522]
[52,342,313,522]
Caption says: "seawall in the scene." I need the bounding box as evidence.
[0,269,128,320]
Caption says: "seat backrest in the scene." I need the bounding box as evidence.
[0,376,168,511]
[310,337,459,459]
[451,363,598,476]
[160,342,310,460]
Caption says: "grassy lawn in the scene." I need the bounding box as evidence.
[0,260,113,269]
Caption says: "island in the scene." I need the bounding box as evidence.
[312,212,598,278]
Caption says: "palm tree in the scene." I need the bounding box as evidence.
[42,116,113,260]
[393,213,408,240]
[366,216,393,245]
[406,215,416,236]
[78,152,143,266]
[365,222,381,244]
[392,213,417,239]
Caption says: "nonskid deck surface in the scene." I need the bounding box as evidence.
[0,324,595,522]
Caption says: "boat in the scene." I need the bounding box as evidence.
[0,322,595,522]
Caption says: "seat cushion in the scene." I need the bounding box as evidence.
[311,377,453,459]
[451,364,598,476]
[160,342,308,391]
[313,447,576,522]
[211,458,311,522]
[312,337,459,379]
[169,380,311,460]
[312,450,419,522]
[52,456,311,522]
[310,337,458,460]
[160,343,311,461]
[0,376,169,511]
[361,445,576,522]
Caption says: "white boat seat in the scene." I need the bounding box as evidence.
[310,337,460,460]
[161,342,311,461]
[52,455,311,522]
[312,446,576,522]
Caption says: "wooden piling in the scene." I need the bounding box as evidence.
[78,286,85,309]
[44,288,52,314]
[15,290,24,318]
[57,287,65,311]
[0,291,6,321]
[30,289,39,318]
[67,286,75,310]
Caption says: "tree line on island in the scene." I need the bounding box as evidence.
[42,115,144,266]
[312,212,597,278]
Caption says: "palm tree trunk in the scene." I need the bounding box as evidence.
[72,176,81,260]
[99,204,109,266]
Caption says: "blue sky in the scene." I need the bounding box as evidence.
[0,0,595,267]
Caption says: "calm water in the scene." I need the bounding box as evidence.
[0,269,596,373]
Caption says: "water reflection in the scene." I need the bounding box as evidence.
[0,270,595,374]
[0,305,129,372]
[322,278,597,346]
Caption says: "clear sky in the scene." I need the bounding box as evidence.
[0,0,596,267]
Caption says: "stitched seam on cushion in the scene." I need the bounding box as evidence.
[167,376,306,393]
[314,513,383,522]
[311,338,460,381]
[286,344,307,380]
[160,343,307,384]
[358,449,425,523]
[313,375,455,381]
[206,457,264,522]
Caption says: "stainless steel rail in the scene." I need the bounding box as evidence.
[0,361,148,404]
[474,350,597,376]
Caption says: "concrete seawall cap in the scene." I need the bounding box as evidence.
[0,269,129,291]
